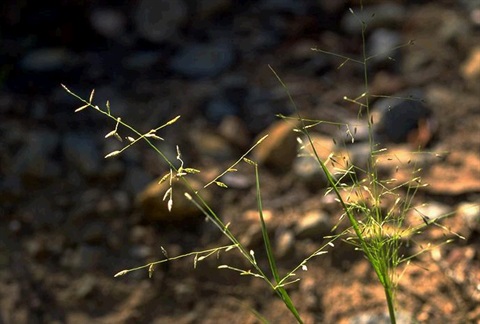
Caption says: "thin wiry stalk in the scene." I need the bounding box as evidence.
[253,162,303,323]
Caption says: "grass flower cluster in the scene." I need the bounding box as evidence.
[63,5,460,324]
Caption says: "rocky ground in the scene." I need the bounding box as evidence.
[1,1,480,323]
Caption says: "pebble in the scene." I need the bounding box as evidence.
[349,311,412,324]
[204,96,240,123]
[461,46,480,82]
[293,134,369,189]
[129,244,153,259]
[63,132,102,177]
[409,202,452,224]
[89,7,127,40]
[13,128,62,181]
[1,3,478,322]
[75,274,97,299]
[219,172,252,190]
[81,221,107,244]
[240,224,264,249]
[111,190,131,213]
[367,28,402,70]
[275,230,295,259]
[122,51,161,72]
[0,175,22,202]
[294,210,330,240]
[239,209,274,248]
[169,42,236,78]
[20,48,79,72]
[68,188,103,225]
[189,128,236,162]
[293,156,328,190]
[63,245,105,270]
[135,0,188,43]
[457,202,480,230]
[24,238,48,260]
[218,115,251,149]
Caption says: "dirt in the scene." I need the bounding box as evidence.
[1,1,480,324]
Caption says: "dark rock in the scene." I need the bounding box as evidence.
[169,42,236,78]
[89,8,127,40]
[122,167,153,195]
[204,96,240,123]
[294,210,330,240]
[135,0,188,43]
[293,156,328,190]
[194,0,233,20]
[242,88,293,134]
[13,128,61,181]
[62,245,105,270]
[260,0,309,15]
[122,51,162,72]
[81,221,107,245]
[19,48,79,73]
[63,132,102,177]
[372,89,436,147]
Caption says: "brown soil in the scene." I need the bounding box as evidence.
[1,2,480,324]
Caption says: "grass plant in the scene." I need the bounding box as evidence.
[62,5,462,324]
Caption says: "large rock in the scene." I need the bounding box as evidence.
[253,118,299,171]
[136,175,212,222]
[372,89,436,148]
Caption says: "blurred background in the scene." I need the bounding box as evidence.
[1,0,480,323]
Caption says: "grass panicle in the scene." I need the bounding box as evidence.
[64,4,463,323]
